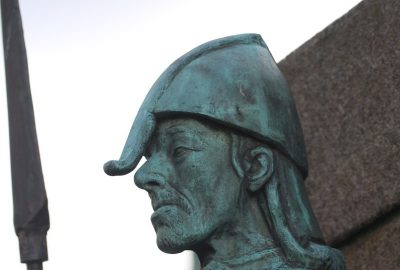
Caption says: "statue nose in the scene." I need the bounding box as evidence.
[134,157,167,192]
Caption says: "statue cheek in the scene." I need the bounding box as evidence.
[174,153,205,180]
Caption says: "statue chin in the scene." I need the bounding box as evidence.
[156,230,194,254]
[155,223,208,254]
[156,237,184,254]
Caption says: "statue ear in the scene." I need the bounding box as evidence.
[231,135,274,191]
[244,147,274,192]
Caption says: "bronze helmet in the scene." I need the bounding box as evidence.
[104,34,307,178]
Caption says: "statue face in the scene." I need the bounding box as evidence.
[134,118,241,253]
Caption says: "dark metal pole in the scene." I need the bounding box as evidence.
[1,0,50,269]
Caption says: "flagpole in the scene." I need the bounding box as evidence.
[1,0,50,269]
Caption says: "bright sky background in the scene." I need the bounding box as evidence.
[0,1,362,269]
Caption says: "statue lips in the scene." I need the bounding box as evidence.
[150,194,191,224]
[150,201,180,227]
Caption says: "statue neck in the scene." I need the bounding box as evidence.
[194,194,285,269]
[202,248,289,270]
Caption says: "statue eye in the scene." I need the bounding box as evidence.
[173,146,190,159]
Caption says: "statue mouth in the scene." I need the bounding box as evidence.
[150,203,181,226]
[152,200,179,211]
[151,195,192,215]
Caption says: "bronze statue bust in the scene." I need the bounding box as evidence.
[104,34,346,269]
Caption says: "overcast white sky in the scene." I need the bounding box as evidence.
[0,1,362,269]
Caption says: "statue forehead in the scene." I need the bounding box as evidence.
[145,117,232,158]
[157,117,210,130]
[151,117,227,141]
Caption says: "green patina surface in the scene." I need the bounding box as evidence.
[104,34,346,269]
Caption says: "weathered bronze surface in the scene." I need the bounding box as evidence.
[105,34,346,269]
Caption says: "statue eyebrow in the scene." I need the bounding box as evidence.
[165,125,192,136]
[166,129,196,141]
[164,125,207,145]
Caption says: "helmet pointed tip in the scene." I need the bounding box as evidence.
[103,160,117,176]
[103,160,133,176]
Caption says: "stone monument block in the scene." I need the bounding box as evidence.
[341,212,400,269]
[279,0,400,245]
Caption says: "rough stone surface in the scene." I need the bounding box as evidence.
[278,0,400,244]
[340,211,400,270]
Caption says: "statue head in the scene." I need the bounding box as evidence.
[104,34,345,269]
